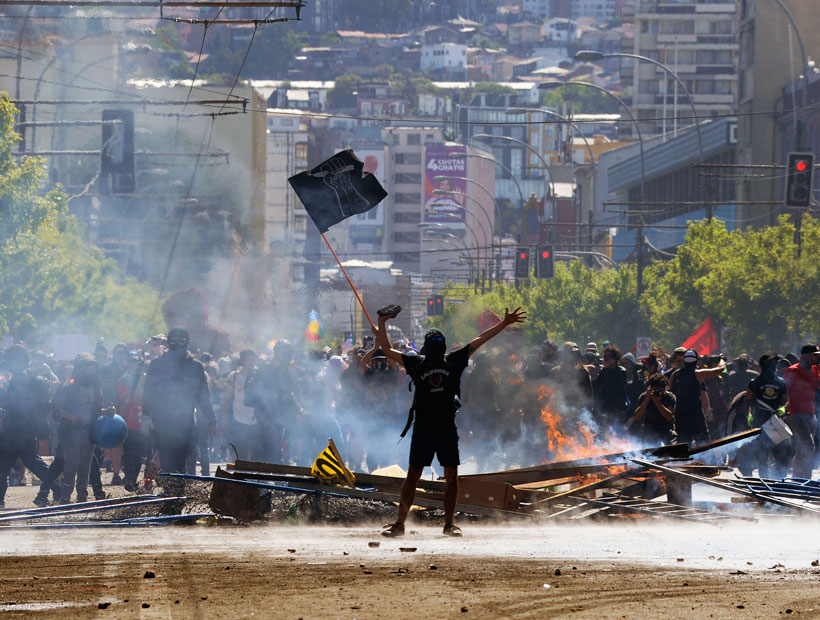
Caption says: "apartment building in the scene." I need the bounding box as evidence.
[625,0,738,136]
[735,0,820,227]
[265,112,310,251]
[384,127,443,273]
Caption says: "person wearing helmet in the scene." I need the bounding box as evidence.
[374,305,526,538]
[667,349,726,446]
[0,345,53,509]
[142,327,215,473]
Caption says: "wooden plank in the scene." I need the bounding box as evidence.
[463,444,689,482]
[462,463,627,486]
[688,428,762,455]
[514,476,581,490]
[229,460,444,492]
[631,458,820,515]
[530,468,642,511]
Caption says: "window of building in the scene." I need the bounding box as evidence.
[392,231,420,244]
[395,152,421,165]
[394,192,422,204]
[295,143,307,160]
[395,173,421,184]
[407,134,421,145]
[393,211,421,223]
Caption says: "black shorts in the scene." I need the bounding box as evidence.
[409,427,460,469]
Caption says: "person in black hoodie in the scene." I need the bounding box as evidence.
[53,353,102,504]
[668,349,725,446]
[592,346,628,434]
[142,327,215,473]
[0,345,53,508]
[374,304,526,538]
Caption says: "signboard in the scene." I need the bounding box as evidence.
[424,144,466,234]
[635,337,652,359]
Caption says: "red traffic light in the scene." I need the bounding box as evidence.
[428,300,434,305]
[796,160,808,172]
[436,298,441,303]
[520,252,528,260]
[541,250,550,259]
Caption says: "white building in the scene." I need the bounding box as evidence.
[543,18,579,43]
[420,43,468,74]
[572,0,618,23]
[522,0,551,19]
[265,111,309,249]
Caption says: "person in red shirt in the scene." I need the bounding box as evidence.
[783,344,820,479]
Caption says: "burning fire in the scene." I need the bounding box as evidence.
[537,385,637,462]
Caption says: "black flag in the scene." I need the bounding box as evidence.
[288,149,388,233]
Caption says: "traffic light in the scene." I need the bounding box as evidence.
[100,109,135,195]
[785,152,814,207]
[537,245,554,279]
[514,247,530,279]
[427,297,444,316]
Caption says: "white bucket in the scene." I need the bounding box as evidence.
[760,414,793,449]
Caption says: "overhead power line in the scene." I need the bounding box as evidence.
[0,0,303,6]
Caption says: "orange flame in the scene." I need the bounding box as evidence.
[537,385,637,462]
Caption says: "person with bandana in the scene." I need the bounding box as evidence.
[667,349,726,446]
[142,327,215,473]
[373,304,526,538]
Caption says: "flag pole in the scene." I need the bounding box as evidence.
[321,232,375,331]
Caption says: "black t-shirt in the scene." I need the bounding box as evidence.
[401,346,470,431]
[638,389,677,433]
[748,372,786,421]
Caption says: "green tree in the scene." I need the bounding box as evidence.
[0,95,163,344]
[540,83,621,115]
[327,73,363,109]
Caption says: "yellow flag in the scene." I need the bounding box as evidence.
[311,438,356,487]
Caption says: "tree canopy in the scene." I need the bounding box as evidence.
[0,95,164,345]
[431,218,820,356]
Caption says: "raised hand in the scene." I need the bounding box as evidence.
[504,307,527,325]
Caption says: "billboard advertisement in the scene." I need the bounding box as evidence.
[424,144,466,235]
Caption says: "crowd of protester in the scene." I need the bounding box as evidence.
[1,323,819,508]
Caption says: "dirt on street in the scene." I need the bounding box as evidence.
[1,521,820,619]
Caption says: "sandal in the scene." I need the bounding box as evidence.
[381,521,405,538]
[442,523,462,537]
[377,304,402,319]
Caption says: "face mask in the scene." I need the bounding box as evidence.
[423,341,446,359]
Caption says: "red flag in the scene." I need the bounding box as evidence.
[681,316,718,355]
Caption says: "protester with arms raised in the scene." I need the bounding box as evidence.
[374,304,526,537]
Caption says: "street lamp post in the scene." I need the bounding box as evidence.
[575,50,710,219]
[432,190,491,292]
[434,174,500,240]
[473,132,555,244]
[420,224,474,285]
[772,0,809,150]
[421,209,482,293]
[505,107,596,249]
[538,80,648,335]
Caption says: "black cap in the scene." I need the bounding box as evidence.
[167,326,190,348]
[759,352,780,366]
[801,344,820,355]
